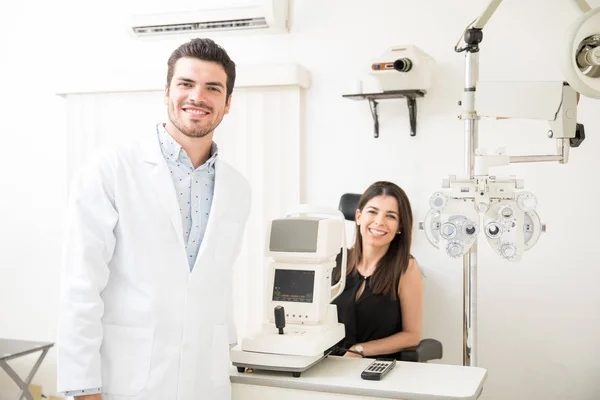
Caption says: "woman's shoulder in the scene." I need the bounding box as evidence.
[396,258,422,301]
[398,255,418,274]
[407,256,419,270]
[398,257,420,288]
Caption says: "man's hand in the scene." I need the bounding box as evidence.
[75,395,102,400]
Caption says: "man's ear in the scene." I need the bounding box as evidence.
[164,84,170,105]
[224,95,232,115]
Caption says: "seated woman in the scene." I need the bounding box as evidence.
[332,181,422,359]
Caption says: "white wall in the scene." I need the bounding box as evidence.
[1,0,599,399]
[0,1,68,398]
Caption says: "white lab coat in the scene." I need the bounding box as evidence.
[57,133,251,400]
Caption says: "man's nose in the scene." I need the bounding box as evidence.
[188,87,208,103]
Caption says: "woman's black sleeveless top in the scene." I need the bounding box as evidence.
[332,266,403,359]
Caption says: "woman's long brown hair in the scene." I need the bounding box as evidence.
[346,181,414,300]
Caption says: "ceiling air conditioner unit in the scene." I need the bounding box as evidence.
[130,0,289,38]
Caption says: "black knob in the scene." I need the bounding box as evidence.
[274,306,286,335]
[465,28,483,45]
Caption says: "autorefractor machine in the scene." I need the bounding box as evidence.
[230,206,347,377]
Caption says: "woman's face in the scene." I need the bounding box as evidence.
[356,195,401,249]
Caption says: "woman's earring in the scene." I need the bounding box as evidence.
[397,231,402,235]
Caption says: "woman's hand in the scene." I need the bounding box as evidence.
[343,350,363,358]
[344,344,365,358]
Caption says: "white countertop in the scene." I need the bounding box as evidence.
[230,355,487,400]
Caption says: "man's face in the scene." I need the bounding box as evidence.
[164,57,231,139]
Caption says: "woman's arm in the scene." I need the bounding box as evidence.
[347,259,423,357]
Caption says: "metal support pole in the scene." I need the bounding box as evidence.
[455,0,507,368]
[461,36,481,367]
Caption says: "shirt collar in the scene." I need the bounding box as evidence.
[157,123,219,171]
[205,142,219,170]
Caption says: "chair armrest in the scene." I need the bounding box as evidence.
[398,338,443,362]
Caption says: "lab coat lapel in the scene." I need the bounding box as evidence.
[140,136,185,248]
[192,158,233,270]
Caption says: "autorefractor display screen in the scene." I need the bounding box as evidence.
[272,269,315,303]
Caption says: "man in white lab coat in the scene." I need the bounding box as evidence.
[57,38,251,400]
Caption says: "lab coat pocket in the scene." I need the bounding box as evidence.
[210,324,231,387]
[214,221,242,263]
[101,324,154,396]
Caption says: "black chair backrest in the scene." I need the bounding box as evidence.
[338,193,361,222]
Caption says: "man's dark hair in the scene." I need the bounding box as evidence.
[167,38,236,99]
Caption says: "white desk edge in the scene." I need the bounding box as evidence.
[230,355,488,400]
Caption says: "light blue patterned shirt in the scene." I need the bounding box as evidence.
[156,123,218,270]
[63,123,218,396]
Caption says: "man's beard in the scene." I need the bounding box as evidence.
[168,102,224,138]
